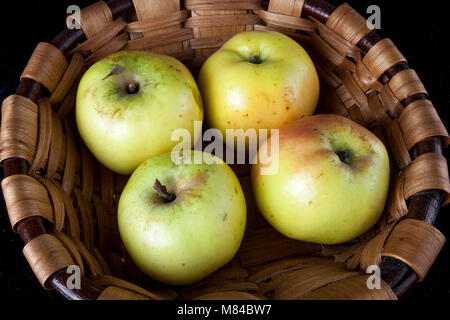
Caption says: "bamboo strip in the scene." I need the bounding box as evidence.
[387,171,409,220]
[49,53,84,106]
[80,144,95,201]
[29,99,52,173]
[181,268,250,294]
[382,219,446,282]
[257,262,359,298]
[347,105,365,125]
[268,0,305,17]
[1,174,53,231]
[98,286,150,300]
[61,119,78,195]
[186,14,262,29]
[367,92,391,128]
[126,28,193,51]
[255,10,314,32]
[93,247,113,275]
[70,18,127,55]
[333,241,367,265]
[326,3,371,45]
[311,33,356,72]
[92,195,112,257]
[316,86,349,117]
[253,24,313,46]
[52,181,81,240]
[379,83,404,118]
[181,281,260,300]
[71,237,104,278]
[185,0,262,11]
[359,222,396,271]
[66,1,113,39]
[132,0,182,55]
[84,33,129,65]
[300,275,397,300]
[362,38,407,80]
[73,188,95,251]
[126,11,189,33]
[0,95,38,165]
[336,85,357,109]
[46,112,64,179]
[335,68,369,114]
[23,233,74,289]
[316,19,360,60]
[35,176,66,232]
[57,84,78,119]
[385,119,412,170]
[21,42,68,93]
[398,99,450,150]
[190,35,233,50]
[389,69,428,102]
[53,230,85,274]
[93,275,166,300]
[355,57,383,92]
[249,256,333,283]
[403,153,450,205]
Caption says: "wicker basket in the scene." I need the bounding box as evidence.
[1,0,449,300]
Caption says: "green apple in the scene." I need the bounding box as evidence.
[118,150,246,285]
[251,114,390,245]
[198,30,319,148]
[76,50,203,175]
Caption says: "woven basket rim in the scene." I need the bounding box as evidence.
[1,0,448,300]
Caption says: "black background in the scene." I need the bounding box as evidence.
[0,0,449,302]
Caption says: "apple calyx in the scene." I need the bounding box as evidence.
[247,55,263,64]
[336,149,352,165]
[153,179,176,203]
[127,81,140,95]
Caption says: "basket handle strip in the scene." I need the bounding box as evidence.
[66,1,113,39]
[382,219,446,282]
[20,42,68,93]
[0,95,38,165]
[22,233,74,289]
[1,174,53,231]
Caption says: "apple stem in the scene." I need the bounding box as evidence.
[153,179,176,203]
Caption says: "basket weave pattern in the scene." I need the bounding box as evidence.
[1,0,449,300]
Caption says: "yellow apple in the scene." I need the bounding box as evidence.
[76,50,203,175]
[251,114,390,245]
[118,151,246,285]
[198,30,319,147]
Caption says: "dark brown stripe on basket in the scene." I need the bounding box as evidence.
[302,0,334,23]
[16,216,47,245]
[51,29,86,57]
[51,270,103,300]
[358,29,381,52]
[106,0,134,19]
